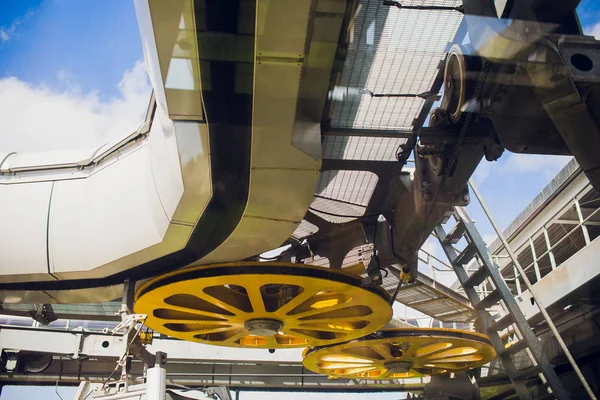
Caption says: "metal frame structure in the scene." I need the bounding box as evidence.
[2,0,600,399]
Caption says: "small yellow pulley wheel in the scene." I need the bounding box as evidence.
[134,262,392,348]
[302,328,496,379]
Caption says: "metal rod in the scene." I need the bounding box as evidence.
[383,0,464,13]
[360,89,440,101]
[469,179,597,400]
[513,265,522,295]
[542,227,557,270]
[575,199,591,245]
[528,238,542,282]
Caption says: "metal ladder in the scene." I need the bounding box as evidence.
[433,206,568,400]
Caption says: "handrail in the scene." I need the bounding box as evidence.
[0,94,155,176]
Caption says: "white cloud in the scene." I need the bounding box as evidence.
[503,153,572,180]
[0,60,151,153]
[472,158,493,185]
[0,10,33,43]
[474,153,572,186]
[482,232,497,246]
[585,21,600,39]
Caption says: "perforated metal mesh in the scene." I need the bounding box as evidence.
[330,0,462,130]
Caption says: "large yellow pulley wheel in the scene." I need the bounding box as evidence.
[134,262,392,348]
[303,328,496,379]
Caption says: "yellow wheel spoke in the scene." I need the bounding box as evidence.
[275,289,315,315]
[294,315,369,324]
[371,344,393,360]
[245,285,267,314]
[194,289,251,316]
[154,303,234,321]
[288,301,357,319]
[223,330,250,344]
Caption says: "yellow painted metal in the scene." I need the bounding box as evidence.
[302,328,496,379]
[134,262,392,348]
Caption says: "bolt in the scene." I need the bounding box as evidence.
[422,181,429,187]
[463,194,470,202]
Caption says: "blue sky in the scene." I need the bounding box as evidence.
[0,1,599,398]
[0,0,142,98]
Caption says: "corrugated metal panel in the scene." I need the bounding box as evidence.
[330,0,462,130]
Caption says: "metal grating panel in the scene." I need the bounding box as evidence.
[291,220,319,239]
[383,272,474,322]
[309,196,366,224]
[315,170,378,205]
[323,136,405,161]
[310,170,378,223]
[0,302,122,321]
[330,0,463,130]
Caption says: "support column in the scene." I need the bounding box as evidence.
[146,352,167,400]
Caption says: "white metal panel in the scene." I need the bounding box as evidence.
[49,144,170,273]
[0,182,53,275]
[171,121,212,225]
[148,106,184,220]
[134,0,169,115]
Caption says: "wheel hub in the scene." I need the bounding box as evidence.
[245,319,283,337]
[384,361,413,374]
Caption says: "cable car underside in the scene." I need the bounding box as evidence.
[0,0,599,377]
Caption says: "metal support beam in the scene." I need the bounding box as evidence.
[0,325,429,391]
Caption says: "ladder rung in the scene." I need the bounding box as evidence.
[440,211,453,224]
[513,365,542,381]
[443,221,465,244]
[500,339,528,356]
[488,314,514,332]
[454,242,477,265]
[463,266,488,288]
[474,289,501,310]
